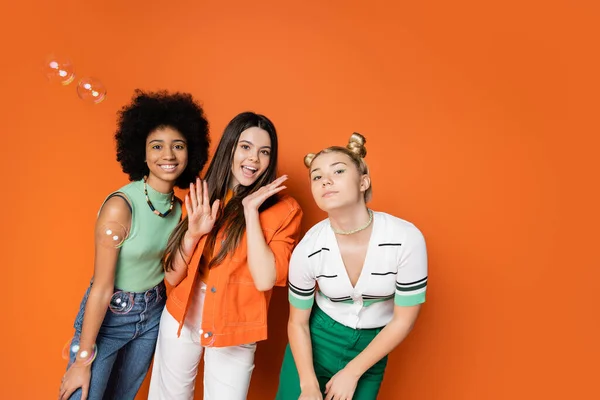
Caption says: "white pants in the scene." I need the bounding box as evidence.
[148,286,256,400]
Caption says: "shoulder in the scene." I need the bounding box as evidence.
[273,194,302,213]
[302,217,329,240]
[293,218,329,255]
[107,181,138,205]
[263,194,303,220]
[99,194,132,222]
[374,211,425,242]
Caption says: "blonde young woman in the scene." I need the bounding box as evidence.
[276,133,428,400]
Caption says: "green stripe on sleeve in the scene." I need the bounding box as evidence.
[289,292,315,310]
[394,291,426,307]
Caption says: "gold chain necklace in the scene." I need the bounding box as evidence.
[331,209,373,235]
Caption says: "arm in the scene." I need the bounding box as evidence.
[79,197,131,361]
[60,195,131,400]
[164,179,219,287]
[343,225,427,377]
[242,176,300,292]
[286,242,323,398]
[164,228,204,287]
[244,207,277,291]
[344,304,421,377]
[288,306,321,393]
[324,224,428,400]
[245,204,303,291]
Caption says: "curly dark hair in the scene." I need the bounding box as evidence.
[115,89,210,188]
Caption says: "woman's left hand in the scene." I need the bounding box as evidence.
[324,368,360,400]
[241,175,288,211]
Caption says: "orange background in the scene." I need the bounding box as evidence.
[1,0,598,399]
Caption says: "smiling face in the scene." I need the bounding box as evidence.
[145,126,188,191]
[309,151,370,212]
[229,126,272,188]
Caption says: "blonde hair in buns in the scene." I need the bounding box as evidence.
[304,132,372,202]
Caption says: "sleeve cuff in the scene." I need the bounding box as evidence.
[394,291,426,307]
[288,291,315,310]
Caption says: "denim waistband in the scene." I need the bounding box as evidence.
[89,279,166,303]
[122,280,166,303]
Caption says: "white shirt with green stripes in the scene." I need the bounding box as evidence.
[288,211,428,329]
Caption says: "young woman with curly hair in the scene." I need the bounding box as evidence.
[147,112,303,400]
[58,90,210,400]
[275,133,428,400]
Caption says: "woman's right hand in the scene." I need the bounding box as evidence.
[59,363,91,400]
[186,178,220,239]
[299,385,323,400]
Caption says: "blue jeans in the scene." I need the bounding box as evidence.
[66,281,166,400]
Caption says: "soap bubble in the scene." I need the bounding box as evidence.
[45,54,75,85]
[77,77,106,104]
[97,221,128,248]
[190,326,202,344]
[109,291,134,314]
[61,338,79,360]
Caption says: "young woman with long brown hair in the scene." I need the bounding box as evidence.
[148,112,303,400]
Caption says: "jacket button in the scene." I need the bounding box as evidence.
[211,287,216,293]
[204,332,213,338]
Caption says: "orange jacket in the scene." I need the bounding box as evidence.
[166,194,303,347]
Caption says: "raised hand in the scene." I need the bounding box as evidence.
[241,175,288,212]
[186,178,220,239]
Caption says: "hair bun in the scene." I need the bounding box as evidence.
[304,153,316,168]
[347,132,367,158]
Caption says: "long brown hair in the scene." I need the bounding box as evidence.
[163,112,279,271]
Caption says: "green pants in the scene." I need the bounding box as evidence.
[276,307,388,400]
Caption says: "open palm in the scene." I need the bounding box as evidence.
[242,175,288,211]
[186,178,220,239]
